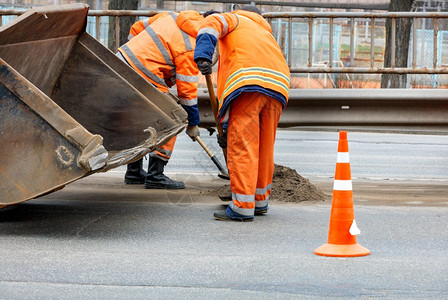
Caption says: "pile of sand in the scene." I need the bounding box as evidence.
[212,164,329,203]
[270,164,328,202]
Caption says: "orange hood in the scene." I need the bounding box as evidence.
[177,10,204,38]
[233,10,272,34]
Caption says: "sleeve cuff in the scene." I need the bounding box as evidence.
[181,104,200,126]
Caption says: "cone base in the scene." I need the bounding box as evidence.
[314,243,370,257]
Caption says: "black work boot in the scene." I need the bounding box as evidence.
[124,158,147,184]
[144,156,185,189]
[213,210,254,222]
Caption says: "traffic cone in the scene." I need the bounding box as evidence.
[314,131,370,257]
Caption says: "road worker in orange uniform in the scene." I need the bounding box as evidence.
[194,6,290,221]
[117,10,203,189]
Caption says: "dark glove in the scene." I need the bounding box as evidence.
[196,59,212,75]
[217,129,227,149]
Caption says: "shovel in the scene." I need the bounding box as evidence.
[204,74,230,180]
[196,136,230,180]
[205,74,227,157]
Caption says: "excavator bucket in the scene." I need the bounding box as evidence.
[0,4,188,206]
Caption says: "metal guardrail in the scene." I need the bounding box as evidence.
[2,10,448,75]
[88,10,159,50]
[264,12,448,74]
[0,9,160,51]
[196,88,448,131]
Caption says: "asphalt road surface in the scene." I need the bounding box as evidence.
[0,130,447,299]
[163,129,448,181]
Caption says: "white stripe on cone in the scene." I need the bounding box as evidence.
[337,152,350,163]
[333,179,353,191]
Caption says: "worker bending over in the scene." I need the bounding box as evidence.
[194,6,290,221]
[117,11,203,189]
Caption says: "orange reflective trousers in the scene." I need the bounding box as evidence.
[227,92,282,217]
[152,136,176,161]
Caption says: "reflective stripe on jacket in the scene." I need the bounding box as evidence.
[128,18,150,40]
[194,10,290,123]
[118,11,203,125]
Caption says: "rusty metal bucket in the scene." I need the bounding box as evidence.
[0,4,188,206]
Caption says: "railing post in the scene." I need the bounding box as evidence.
[288,16,292,68]
[412,17,417,69]
[115,15,120,51]
[350,17,355,67]
[308,17,313,68]
[329,17,334,68]
[95,15,100,40]
[433,18,438,69]
[391,17,396,68]
[370,17,375,68]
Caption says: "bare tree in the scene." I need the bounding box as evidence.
[381,0,415,88]
[108,0,139,51]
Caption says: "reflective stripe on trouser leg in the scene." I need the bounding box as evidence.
[255,183,272,208]
[227,92,279,217]
[256,98,282,209]
[228,193,255,217]
[151,136,177,161]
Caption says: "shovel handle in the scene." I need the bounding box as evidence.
[205,74,227,163]
[196,136,213,157]
[205,74,224,136]
[196,136,229,177]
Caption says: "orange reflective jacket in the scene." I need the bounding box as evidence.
[195,10,290,122]
[128,18,149,40]
[127,13,176,40]
[118,11,203,124]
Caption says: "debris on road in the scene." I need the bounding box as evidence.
[210,164,329,203]
[271,164,329,202]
